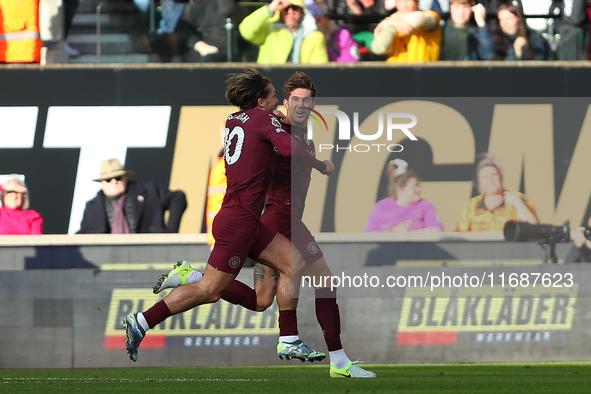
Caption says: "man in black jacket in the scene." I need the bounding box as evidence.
[78,159,187,234]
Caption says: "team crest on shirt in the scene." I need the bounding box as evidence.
[229,256,241,269]
[271,117,282,128]
[307,242,318,254]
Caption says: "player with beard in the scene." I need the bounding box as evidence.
[154,72,376,378]
[122,67,333,363]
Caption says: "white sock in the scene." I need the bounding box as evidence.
[187,270,203,284]
[329,349,350,370]
[279,335,300,343]
[137,312,150,332]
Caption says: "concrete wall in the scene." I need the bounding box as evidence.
[0,234,588,368]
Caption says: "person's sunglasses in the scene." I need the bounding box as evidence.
[102,176,123,183]
[5,190,24,195]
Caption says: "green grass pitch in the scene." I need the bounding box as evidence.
[1,362,590,394]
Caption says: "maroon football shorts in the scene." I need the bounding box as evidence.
[208,206,277,275]
[260,204,323,264]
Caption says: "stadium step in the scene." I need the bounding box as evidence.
[55,0,154,64]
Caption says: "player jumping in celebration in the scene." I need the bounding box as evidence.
[122,67,333,363]
[154,72,376,378]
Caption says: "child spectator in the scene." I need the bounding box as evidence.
[312,2,360,62]
[365,159,443,232]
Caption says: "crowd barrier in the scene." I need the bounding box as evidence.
[1,232,589,369]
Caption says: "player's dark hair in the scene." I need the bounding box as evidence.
[226,66,273,109]
[283,71,317,101]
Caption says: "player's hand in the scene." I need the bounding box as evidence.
[321,160,335,175]
[273,110,286,121]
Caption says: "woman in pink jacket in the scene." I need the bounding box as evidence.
[0,177,43,235]
[365,159,443,232]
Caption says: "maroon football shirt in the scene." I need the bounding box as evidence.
[222,108,324,218]
[267,123,314,218]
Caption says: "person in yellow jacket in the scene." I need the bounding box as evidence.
[238,0,328,64]
[0,0,43,63]
[370,0,441,62]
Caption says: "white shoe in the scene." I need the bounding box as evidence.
[64,42,80,57]
[153,260,201,294]
[330,360,377,378]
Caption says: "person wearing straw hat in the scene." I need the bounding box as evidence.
[78,159,187,234]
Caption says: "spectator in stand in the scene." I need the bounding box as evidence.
[457,154,538,232]
[365,159,443,232]
[492,2,553,60]
[371,0,442,62]
[181,0,237,62]
[0,176,43,235]
[63,0,81,57]
[312,1,360,61]
[239,0,328,64]
[78,159,187,234]
[335,0,396,55]
[148,0,237,62]
[440,0,495,59]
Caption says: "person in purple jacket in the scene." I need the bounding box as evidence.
[365,159,443,232]
[310,1,360,62]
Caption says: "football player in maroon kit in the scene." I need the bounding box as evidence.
[256,72,376,378]
[153,72,376,378]
[122,67,333,363]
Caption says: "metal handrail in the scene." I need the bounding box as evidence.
[96,2,103,63]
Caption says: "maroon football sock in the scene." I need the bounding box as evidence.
[279,309,299,336]
[315,287,343,351]
[143,300,172,329]
[221,280,258,311]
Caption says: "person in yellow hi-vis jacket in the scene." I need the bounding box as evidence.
[0,0,43,63]
[238,0,328,64]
